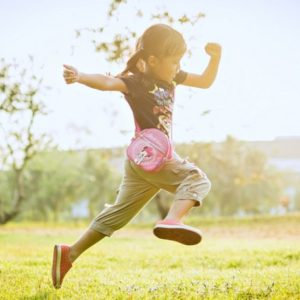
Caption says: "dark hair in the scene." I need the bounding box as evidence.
[120,24,186,76]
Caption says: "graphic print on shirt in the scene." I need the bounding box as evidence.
[149,84,174,136]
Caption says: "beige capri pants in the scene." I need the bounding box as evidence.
[89,152,211,237]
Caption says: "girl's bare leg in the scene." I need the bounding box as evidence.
[69,229,105,263]
[164,199,196,222]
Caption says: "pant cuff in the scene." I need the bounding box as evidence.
[175,196,202,207]
[89,222,115,237]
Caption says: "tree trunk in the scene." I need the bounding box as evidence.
[0,170,24,224]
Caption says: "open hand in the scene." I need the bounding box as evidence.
[205,43,222,57]
[63,64,80,84]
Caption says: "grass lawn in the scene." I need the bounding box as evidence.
[0,214,299,299]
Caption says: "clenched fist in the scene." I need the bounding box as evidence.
[205,43,222,57]
[63,64,80,84]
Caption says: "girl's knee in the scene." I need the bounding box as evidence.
[194,172,211,198]
[203,176,212,194]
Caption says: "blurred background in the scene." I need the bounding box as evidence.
[1,0,300,224]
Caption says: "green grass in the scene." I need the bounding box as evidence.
[0,215,300,299]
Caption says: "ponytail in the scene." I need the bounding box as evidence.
[119,48,145,76]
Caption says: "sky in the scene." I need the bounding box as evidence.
[1,0,300,149]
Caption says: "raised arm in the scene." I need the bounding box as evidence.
[182,43,222,89]
[63,64,128,93]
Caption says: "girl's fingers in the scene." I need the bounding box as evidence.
[64,69,77,78]
[63,72,75,77]
[63,64,74,70]
[64,71,75,77]
[65,79,75,84]
[64,69,75,75]
[65,76,77,83]
[64,76,76,80]
[63,64,78,84]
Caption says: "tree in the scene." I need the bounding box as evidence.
[0,58,52,224]
[76,1,205,63]
[81,150,121,219]
[6,148,122,222]
[176,136,286,215]
[21,150,84,221]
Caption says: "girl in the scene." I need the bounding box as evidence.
[52,23,221,289]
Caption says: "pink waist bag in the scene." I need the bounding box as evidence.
[127,126,173,172]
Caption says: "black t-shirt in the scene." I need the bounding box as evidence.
[120,71,187,138]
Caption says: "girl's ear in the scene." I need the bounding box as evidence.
[147,55,159,67]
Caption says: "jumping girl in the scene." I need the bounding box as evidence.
[52,23,221,289]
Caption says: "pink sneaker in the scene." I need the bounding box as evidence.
[153,219,202,245]
[52,245,73,289]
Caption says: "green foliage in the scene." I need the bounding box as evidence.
[0,170,15,214]
[1,136,293,222]
[0,58,49,171]
[76,1,205,63]
[21,150,85,221]
[81,150,121,218]
[176,136,287,216]
[0,56,122,224]
[11,149,121,222]
[0,58,52,224]
[0,136,294,222]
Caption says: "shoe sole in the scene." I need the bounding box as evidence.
[153,224,202,245]
[52,245,62,289]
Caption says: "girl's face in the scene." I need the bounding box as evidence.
[146,54,183,83]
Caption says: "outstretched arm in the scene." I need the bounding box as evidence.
[182,43,222,89]
[63,64,128,93]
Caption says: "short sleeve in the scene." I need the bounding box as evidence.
[174,70,188,85]
[118,74,140,96]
